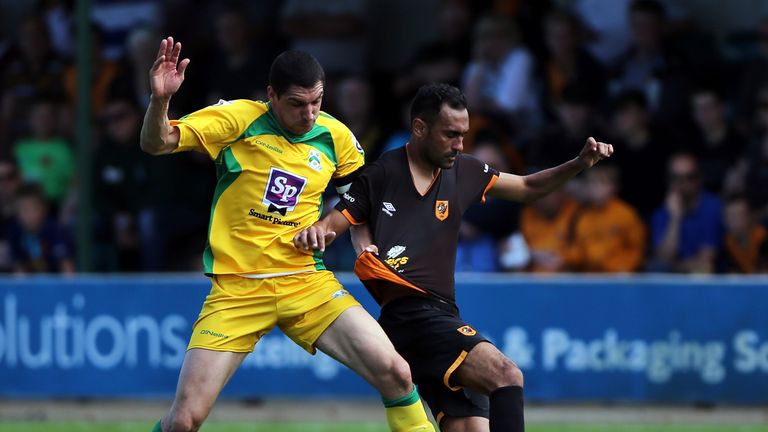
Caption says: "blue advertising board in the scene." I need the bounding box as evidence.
[0,274,767,402]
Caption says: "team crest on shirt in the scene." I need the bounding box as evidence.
[457,325,477,336]
[262,167,307,215]
[435,200,449,221]
[308,149,323,171]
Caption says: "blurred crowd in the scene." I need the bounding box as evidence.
[0,0,767,275]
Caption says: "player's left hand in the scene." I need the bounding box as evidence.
[577,137,613,169]
[293,223,336,252]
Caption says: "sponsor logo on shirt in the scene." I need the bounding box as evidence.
[263,167,307,215]
[382,202,396,216]
[457,325,477,336]
[435,200,449,221]
[385,245,409,271]
[308,149,322,171]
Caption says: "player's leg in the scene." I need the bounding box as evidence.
[152,274,278,431]
[440,416,489,432]
[154,349,247,432]
[315,306,435,432]
[452,342,525,432]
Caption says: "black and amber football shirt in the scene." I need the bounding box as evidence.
[335,146,499,305]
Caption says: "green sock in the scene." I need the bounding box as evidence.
[382,386,435,432]
[151,419,162,432]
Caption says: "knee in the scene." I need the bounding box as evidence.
[375,355,413,392]
[166,408,205,432]
[495,360,524,389]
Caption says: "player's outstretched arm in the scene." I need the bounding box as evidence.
[488,137,613,203]
[293,209,352,252]
[140,36,190,155]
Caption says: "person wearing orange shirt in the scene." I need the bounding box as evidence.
[565,164,646,272]
[519,189,579,272]
[721,196,768,273]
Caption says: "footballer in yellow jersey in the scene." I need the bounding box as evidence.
[142,38,434,432]
[170,99,365,276]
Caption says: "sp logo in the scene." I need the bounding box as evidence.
[435,200,449,221]
[457,325,477,336]
[263,167,307,215]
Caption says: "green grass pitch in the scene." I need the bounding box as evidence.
[1,422,767,432]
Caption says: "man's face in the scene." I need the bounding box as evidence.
[268,82,323,136]
[417,105,469,169]
[724,200,751,236]
[668,156,700,200]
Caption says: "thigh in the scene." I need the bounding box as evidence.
[170,348,248,416]
[188,274,278,352]
[452,342,519,394]
[314,305,401,382]
[277,271,361,353]
[441,415,489,432]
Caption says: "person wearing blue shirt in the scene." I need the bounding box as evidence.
[651,152,723,273]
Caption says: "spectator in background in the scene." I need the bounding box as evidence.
[518,188,579,273]
[13,97,75,209]
[91,98,152,271]
[463,14,538,133]
[720,196,768,273]
[688,87,746,194]
[280,0,369,76]
[6,182,75,274]
[744,97,768,224]
[41,0,74,58]
[0,156,21,272]
[0,14,65,142]
[528,84,603,169]
[205,3,278,103]
[539,7,606,120]
[609,90,670,218]
[335,76,382,157]
[457,133,521,272]
[564,164,646,272]
[610,0,690,128]
[63,23,120,115]
[651,152,723,273]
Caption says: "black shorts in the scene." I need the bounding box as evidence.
[378,296,490,424]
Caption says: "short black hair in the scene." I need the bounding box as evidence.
[410,83,467,125]
[269,51,325,97]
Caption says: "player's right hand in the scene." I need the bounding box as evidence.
[149,36,190,102]
[293,224,337,252]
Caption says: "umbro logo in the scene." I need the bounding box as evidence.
[382,202,396,216]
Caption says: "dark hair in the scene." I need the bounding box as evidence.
[561,84,593,106]
[612,90,648,112]
[269,51,325,96]
[410,83,467,125]
[630,0,666,20]
[15,182,46,204]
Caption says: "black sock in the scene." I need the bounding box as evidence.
[489,385,524,432]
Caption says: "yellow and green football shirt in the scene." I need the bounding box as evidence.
[169,99,365,276]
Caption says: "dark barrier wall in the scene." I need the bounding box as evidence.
[1,274,767,402]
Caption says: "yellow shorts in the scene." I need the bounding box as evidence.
[187,270,360,354]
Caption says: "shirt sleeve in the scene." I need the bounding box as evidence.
[458,154,500,205]
[334,162,382,225]
[331,125,366,193]
[168,99,255,160]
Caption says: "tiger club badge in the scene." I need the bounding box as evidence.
[435,200,449,221]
